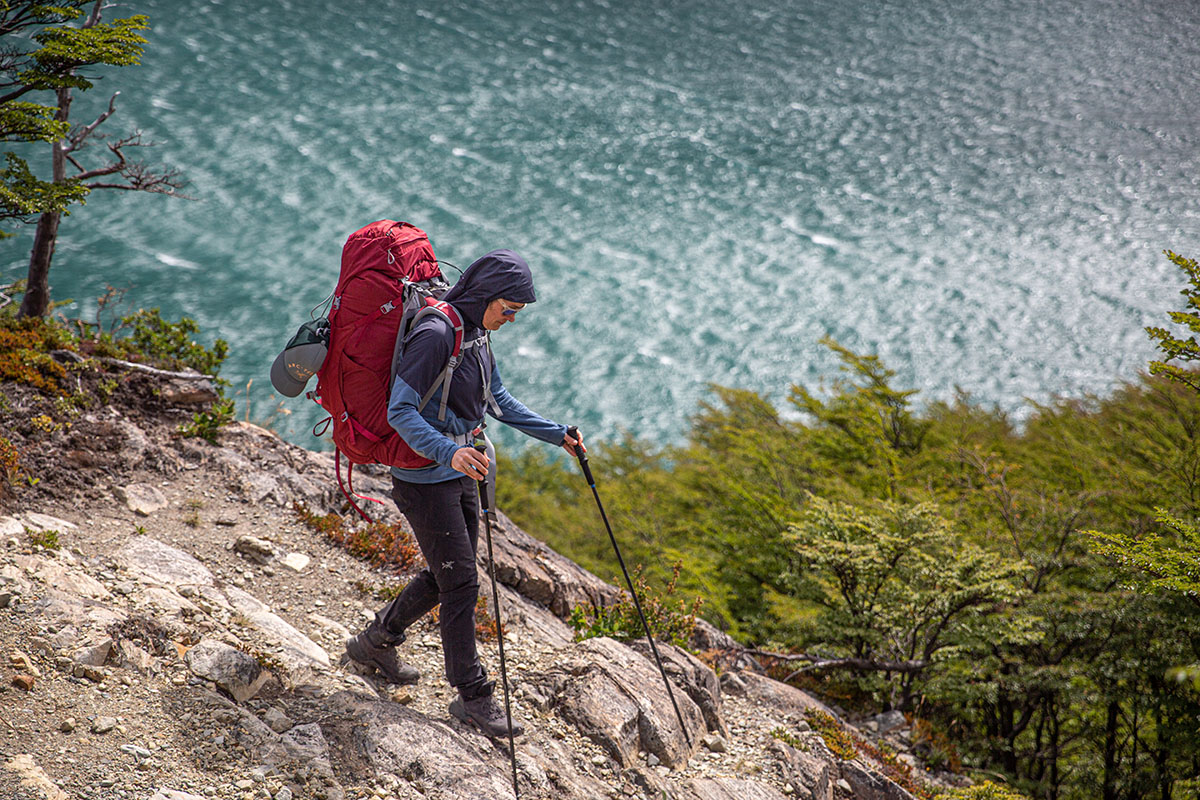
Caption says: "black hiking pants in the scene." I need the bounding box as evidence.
[374,476,492,700]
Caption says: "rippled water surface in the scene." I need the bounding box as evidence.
[5,0,1199,449]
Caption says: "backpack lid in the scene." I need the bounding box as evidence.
[270,318,330,397]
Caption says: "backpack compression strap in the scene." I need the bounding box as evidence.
[411,301,465,421]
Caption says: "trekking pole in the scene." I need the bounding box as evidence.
[565,427,693,748]
[474,441,520,799]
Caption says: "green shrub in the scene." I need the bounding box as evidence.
[569,562,701,648]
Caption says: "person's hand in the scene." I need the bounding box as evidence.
[452,446,490,478]
[562,428,585,456]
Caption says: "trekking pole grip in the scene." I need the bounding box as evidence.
[567,426,594,485]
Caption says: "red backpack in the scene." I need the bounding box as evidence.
[312,220,464,515]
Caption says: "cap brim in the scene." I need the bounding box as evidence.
[270,342,326,397]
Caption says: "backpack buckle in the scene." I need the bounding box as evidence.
[380,301,395,314]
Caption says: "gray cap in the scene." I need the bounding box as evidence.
[270,318,329,397]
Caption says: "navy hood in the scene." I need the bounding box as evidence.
[442,249,536,330]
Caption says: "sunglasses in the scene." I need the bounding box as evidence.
[498,300,524,317]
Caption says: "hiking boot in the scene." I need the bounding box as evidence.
[449,692,525,738]
[342,627,420,686]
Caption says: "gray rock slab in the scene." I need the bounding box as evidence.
[630,638,727,736]
[687,777,790,800]
[223,586,331,683]
[771,741,834,800]
[738,670,835,721]
[0,515,24,537]
[840,759,920,800]
[114,483,169,516]
[28,559,110,600]
[115,537,215,588]
[21,512,78,532]
[185,639,267,703]
[327,692,519,800]
[549,637,705,768]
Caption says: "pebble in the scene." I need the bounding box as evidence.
[92,716,117,734]
[591,754,607,766]
[274,789,293,800]
[120,743,152,759]
[11,673,34,691]
[235,779,255,790]
[61,717,76,732]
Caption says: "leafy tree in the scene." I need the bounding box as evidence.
[1146,250,1200,394]
[0,1,184,317]
[780,496,1027,709]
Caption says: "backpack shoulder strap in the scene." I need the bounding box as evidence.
[410,300,464,420]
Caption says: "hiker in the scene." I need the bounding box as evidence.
[343,249,582,737]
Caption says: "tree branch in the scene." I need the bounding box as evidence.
[64,91,119,153]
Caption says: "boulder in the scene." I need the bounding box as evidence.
[185,639,268,703]
[114,483,169,516]
[233,535,281,564]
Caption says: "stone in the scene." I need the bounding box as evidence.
[186,639,268,703]
[149,790,210,800]
[233,536,280,564]
[115,536,216,588]
[72,639,114,667]
[719,671,747,695]
[281,552,310,572]
[873,710,907,734]
[389,688,412,705]
[11,673,34,691]
[120,744,153,760]
[10,650,39,676]
[702,734,728,753]
[274,789,293,800]
[0,591,11,608]
[0,516,23,537]
[61,717,76,732]
[92,716,118,734]
[263,707,294,733]
[162,379,219,406]
[114,483,169,516]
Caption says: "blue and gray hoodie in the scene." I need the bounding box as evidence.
[387,249,567,483]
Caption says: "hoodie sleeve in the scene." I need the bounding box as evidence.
[488,361,568,445]
[387,320,461,467]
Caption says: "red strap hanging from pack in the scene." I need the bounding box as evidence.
[335,448,386,523]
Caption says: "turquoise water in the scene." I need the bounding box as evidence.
[4,0,1199,451]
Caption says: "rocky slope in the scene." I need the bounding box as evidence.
[0,375,940,800]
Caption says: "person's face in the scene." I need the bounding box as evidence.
[482,298,525,331]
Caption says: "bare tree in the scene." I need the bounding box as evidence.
[16,0,185,318]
